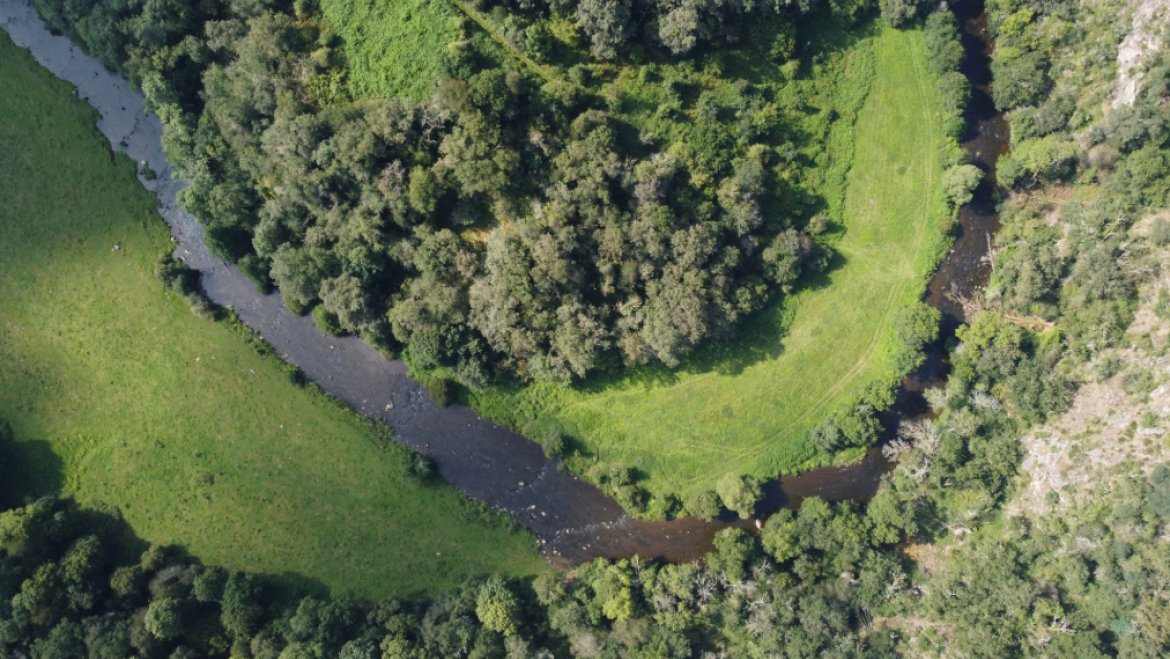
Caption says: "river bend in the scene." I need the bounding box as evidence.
[0,0,1005,565]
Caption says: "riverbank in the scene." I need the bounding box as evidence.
[0,28,547,599]
[0,0,1007,566]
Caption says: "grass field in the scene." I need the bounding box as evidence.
[469,27,953,503]
[0,33,545,600]
[321,0,462,100]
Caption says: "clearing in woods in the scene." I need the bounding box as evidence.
[470,27,952,503]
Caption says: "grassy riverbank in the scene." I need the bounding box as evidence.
[0,33,544,600]
[469,26,952,504]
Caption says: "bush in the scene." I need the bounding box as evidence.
[923,11,963,74]
[810,420,844,453]
[686,490,723,521]
[539,431,566,459]
[185,292,221,320]
[310,304,343,336]
[409,452,436,483]
[892,302,942,372]
[943,164,983,208]
[717,473,762,519]
[155,254,198,296]
[238,254,273,294]
[424,376,457,407]
[998,136,1079,187]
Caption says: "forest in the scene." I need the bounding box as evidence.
[4,0,1170,655]
[27,0,945,386]
[21,0,978,506]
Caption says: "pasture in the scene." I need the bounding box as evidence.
[0,33,545,600]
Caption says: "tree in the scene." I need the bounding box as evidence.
[717,473,762,519]
[923,12,964,74]
[576,0,632,60]
[865,487,917,545]
[144,598,184,640]
[192,566,226,603]
[892,301,941,372]
[761,508,800,563]
[991,50,1050,111]
[686,490,723,521]
[707,528,755,581]
[879,0,926,27]
[524,22,556,62]
[220,572,264,639]
[943,164,983,208]
[658,2,700,55]
[475,576,521,636]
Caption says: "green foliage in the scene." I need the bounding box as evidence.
[466,26,954,504]
[685,489,723,521]
[144,598,184,639]
[475,576,521,636]
[320,0,463,100]
[311,304,344,336]
[880,0,928,27]
[716,473,762,519]
[891,301,941,372]
[424,375,458,407]
[923,11,963,74]
[706,528,757,581]
[943,163,983,208]
[998,135,1079,187]
[538,430,566,459]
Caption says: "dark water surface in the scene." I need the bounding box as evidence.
[0,0,1005,567]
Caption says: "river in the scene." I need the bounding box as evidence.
[0,0,1006,567]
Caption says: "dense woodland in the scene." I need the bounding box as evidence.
[7,0,1170,655]
[29,0,945,386]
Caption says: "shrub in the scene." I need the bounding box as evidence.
[686,490,723,521]
[237,253,273,294]
[943,164,983,208]
[155,254,198,296]
[144,598,184,640]
[998,136,1079,187]
[717,473,762,519]
[810,419,842,453]
[892,302,942,372]
[310,304,343,336]
[409,452,436,483]
[186,292,221,320]
[423,376,457,407]
[539,431,566,459]
[923,11,964,74]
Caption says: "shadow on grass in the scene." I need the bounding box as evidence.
[563,245,851,396]
[0,437,65,507]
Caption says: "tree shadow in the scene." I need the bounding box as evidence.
[566,243,850,396]
[0,437,65,508]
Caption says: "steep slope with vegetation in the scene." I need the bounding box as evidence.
[0,32,544,601]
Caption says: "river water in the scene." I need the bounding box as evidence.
[0,0,1006,566]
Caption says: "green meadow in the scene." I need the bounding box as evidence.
[0,33,544,600]
[470,27,953,503]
